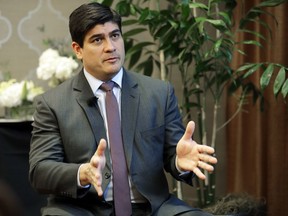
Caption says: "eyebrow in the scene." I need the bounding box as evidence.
[89,29,121,41]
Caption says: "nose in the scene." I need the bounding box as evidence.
[104,38,116,52]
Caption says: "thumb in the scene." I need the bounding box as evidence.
[182,121,195,141]
[95,139,107,156]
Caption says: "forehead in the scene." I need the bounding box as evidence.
[86,22,120,36]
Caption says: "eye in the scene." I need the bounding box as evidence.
[111,33,120,40]
[93,37,102,44]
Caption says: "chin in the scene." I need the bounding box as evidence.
[107,66,122,74]
[103,70,119,80]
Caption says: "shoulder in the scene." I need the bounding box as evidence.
[41,70,86,98]
[124,69,171,90]
[34,73,79,107]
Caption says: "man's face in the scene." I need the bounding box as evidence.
[72,21,125,81]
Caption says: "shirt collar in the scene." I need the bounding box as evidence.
[83,68,123,94]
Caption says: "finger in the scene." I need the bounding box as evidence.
[95,139,107,157]
[182,121,195,141]
[197,161,214,172]
[198,145,215,155]
[93,174,103,196]
[193,167,206,180]
[88,167,103,196]
[94,182,103,196]
[198,153,218,164]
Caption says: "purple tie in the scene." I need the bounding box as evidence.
[100,81,132,216]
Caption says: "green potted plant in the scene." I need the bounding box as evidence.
[97,0,288,211]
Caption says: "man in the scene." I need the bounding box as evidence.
[29,2,217,216]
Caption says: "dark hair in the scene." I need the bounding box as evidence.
[69,2,122,47]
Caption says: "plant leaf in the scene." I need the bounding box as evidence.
[243,64,262,79]
[213,38,223,53]
[238,29,266,40]
[189,2,208,10]
[101,0,113,7]
[116,1,131,16]
[218,12,231,26]
[122,19,139,26]
[239,40,262,47]
[258,0,286,7]
[260,64,274,90]
[125,42,154,59]
[236,63,257,72]
[135,56,153,76]
[281,79,288,98]
[181,3,190,20]
[273,67,286,96]
[143,56,154,77]
[128,48,142,69]
[154,24,172,38]
[123,28,147,38]
[206,19,227,29]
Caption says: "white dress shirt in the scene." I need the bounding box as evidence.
[78,68,146,203]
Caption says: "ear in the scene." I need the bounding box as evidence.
[71,42,83,60]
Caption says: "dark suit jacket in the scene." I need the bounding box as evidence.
[29,69,194,215]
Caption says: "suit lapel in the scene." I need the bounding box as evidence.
[72,70,139,172]
[121,70,139,169]
[73,71,111,171]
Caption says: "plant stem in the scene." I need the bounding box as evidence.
[217,90,246,132]
[160,50,166,81]
[211,101,218,149]
[177,181,183,200]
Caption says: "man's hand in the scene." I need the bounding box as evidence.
[79,139,107,196]
[176,121,217,180]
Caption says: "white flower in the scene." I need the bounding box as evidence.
[26,81,44,102]
[39,48,60,64]
[26,87,43,102]
[0,80,44,108]
[36,62,56,80]
[37,48,60,81]
[55,56,79,81]
[36,48,79,87]
[0,80,24,107]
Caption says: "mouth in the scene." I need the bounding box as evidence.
[104,56,119,63]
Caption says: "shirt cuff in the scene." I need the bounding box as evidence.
[77,164,91,188]
[175,156,191,175]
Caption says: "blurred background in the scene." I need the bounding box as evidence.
[0,0,287,215]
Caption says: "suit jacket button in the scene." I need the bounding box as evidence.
[105,172,111,179]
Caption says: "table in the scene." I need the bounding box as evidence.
[0,120,47,216]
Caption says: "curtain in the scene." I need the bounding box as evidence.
[227,1,288,215]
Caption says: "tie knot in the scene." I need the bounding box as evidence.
[100,81,114,92]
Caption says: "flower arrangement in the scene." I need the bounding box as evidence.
[36,48,79,87]
[0,46,78,119]
[0,79,44,119]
